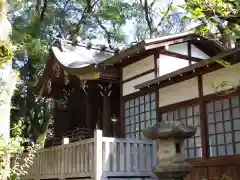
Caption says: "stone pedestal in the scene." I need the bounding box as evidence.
[143,121,197,180]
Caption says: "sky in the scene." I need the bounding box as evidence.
[123,0,187,43]
[91,0,188,46]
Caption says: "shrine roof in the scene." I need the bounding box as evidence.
[45,31,228,73]
[52,40,114,71]
[36,31,228,95]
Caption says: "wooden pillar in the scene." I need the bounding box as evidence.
[99,83,112,137]
[198,75,208,159]
[83,88,91,129]
[80,80,91,129]
[85,93,91,129]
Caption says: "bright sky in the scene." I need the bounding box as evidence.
[123,0,187,43]
[92,0,188,46]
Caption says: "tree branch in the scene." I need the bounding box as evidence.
[40,0,48,22]
[74,0,100,36]
[143,0,153,37]
[157,0,173,27]
[35,0,42,14]
[95,16,114,49]
[41,99,50,133]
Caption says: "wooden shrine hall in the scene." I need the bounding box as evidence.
[37,32,227,146]
[27,32,240,180]
[36,40,122,145]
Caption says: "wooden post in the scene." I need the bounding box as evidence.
[94,129,103,180]
[99,83,112,137]
[85,93,91,129]
[80,80,91,129]
[59,143,65,179]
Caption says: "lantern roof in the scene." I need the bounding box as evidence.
[143,121,197,140]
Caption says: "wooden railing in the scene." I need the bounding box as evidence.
[45,128,94,147]
[101,137,157,178]
[24,138,94,180]
[22,130,157,180]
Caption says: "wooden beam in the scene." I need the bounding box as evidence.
[155,86,160,122]
[119,69,124,137]
[145,36,195,50]
[100,83,112,137]
[83,86,91,129]
[154,53,159,77]
[187,41,192,65]
[116,48,161,68]
[198,75,208,159]
[161,50,203,62]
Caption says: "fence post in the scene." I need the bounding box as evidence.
[94,129,103,180]
[60,144,66,179]
[152,140,157,167]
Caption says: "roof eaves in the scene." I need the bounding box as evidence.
[144,31,195,44]
[144,33,199,51]
[99,41,147,65]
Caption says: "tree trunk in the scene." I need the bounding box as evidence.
[36,132,47,148]
[222,33,232,49]
[0,0,15,179]
[0,62,16,179]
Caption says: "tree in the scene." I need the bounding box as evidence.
[130,0,189,39]
[184,0,240,48]
[0,0,37,179]
[9,0,135,148]
[9,0,192,148]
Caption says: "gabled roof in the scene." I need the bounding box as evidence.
[50,32,227,73]
[101,32,227,66]
[36,32,228,95]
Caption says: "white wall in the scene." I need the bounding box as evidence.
[168,42,209,59]
[158,54,189,76]
[202,62,240,96]
[122,55,154,81]
[157,43,210,76]
[158,62,240,107]
[121,42,211,97]
[159,77,199,107]
[122,55,155,96]
[191,44,209,59]
[123,72,155,96]
[168,42,188,56]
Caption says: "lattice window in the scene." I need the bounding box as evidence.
[124,92,157,139]
[206,95,240,157]
[161,105,202,159]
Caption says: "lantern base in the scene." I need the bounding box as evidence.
[152,161,194,180]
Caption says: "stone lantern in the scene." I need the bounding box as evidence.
[143,121,197,180]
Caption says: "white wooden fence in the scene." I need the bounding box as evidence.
[22,130,157,180]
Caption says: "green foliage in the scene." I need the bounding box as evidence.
[0,40,13,68]
[131,0,188,39]
[8,0,190,150]
[0,65,36,179]
[0,120,37,180]
[184,0,240,45]
[99,1,125,24]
